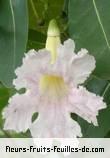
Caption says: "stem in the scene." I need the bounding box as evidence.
[30,0,39,20]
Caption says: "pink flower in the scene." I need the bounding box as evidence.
[3,20,106,138]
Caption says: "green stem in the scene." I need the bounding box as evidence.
[30,0,39,20]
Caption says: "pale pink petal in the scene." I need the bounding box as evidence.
[3,92,38,132]
[68,86,106,125]
[68,49,96,85]
[30,116,81,138]
[57,39,75,60]
[13,49,51,90]
[52,40,95,85]
[30,97,82,138]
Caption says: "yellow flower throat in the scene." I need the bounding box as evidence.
[40,75,68,98]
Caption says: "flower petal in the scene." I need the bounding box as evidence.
[51,40,95,85]
[57,39,75,60]
[13,49,50,90]
[68,86,106,125]
[3,92,37,132]
[30,99,82,138]
[68,49,96,85]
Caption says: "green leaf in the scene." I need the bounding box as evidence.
[0,0,28,87]
[74,76,110,137]
[28,0,64,33]
[78,106,110,138]
[27,29,46,50]
[0,84,9,112]
[68,0,110,79]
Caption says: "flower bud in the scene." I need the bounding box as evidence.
[46,19,61,64]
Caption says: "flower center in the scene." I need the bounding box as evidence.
[39,75,68,99]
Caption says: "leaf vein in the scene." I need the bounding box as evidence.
[102,82,110,97]
[9,0,16,70]
[93,0,110,50]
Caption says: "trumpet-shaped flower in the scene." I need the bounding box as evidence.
[3,20,106,138]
